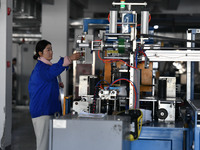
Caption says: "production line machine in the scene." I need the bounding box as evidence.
[73,1,149,114]
[49,1,200,150]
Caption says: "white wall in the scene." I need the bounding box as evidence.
[42,0,70,95]
[0,0,12,148]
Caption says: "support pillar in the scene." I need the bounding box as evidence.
[0,0,12,149]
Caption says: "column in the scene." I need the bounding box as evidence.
[0,0,12,148]
[41,0,70,95]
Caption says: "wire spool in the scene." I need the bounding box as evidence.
[157,108,168,120]
[118,38,125,53]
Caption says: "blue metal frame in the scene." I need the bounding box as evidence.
[131,122,189,150]
[184,29,200,149]
[194,111,200,149]
[188,29,200,100]
[188,100,200,150]
[190,29,196,100]
[83,19,109,33]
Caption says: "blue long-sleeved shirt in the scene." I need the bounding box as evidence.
[28,57,68,118]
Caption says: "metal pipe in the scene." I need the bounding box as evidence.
[141,11,149,35]
[112,2,147,6]
[109,10,118,33]
[104,33,130,36]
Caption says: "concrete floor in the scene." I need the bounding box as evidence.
[11,106,36,150]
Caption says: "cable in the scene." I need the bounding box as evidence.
[107,78,138,109]
[135,50,138,68]
[95,79,110,88]
[136,111,143,140]
[132,110,143,141]
[137,14,151,27]
[93,80,110,113]
[139,50,146,57]
[116,109,143,141]
[108,13,110,23]
[98,50,137,69]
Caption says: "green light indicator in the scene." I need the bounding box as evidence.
[120,1,125,8]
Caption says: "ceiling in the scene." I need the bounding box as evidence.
[12,0,200,42]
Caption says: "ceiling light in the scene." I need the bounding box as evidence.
[153,25,159,29]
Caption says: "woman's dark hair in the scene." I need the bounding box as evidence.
[33,40,51,60]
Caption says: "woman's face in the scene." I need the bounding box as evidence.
[40,44,53,61]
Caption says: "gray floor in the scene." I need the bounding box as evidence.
[11,106,36,150]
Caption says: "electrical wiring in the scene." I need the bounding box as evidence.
[95,78,138,109]
[98,50,116,63]
[137,14,151,27]
[98,50,137,69]
[95,79,110,88]
[108,13,110,23]
[94,79,110,99]
[137,46,146,57]
[128,110,143,141]
[139,50,146,57]
[136,47,147,67]
[115,109,143,141]
[92,80,110,113]
[134,111,143,140]
[135,50,138,68]
[107,78,138,109]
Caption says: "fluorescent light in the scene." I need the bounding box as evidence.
[153,25,159,29]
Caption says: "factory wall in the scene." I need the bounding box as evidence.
[12,44,36,105]
[41,0,70,96]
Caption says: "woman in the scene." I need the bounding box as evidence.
[28,40,80,150]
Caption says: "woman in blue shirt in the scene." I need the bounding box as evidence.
[28,40,80,150]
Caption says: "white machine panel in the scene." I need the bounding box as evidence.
[158,100,176,122]
[72,101,89,113]
[79,75,89,96]
[159,77,176,98]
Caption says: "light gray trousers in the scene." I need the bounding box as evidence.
[32,116,51,150]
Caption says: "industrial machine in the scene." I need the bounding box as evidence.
[73,1,149,114]
[50,1,200,150]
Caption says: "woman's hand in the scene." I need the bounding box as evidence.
[59,82,64,88]
[69,53,81,61]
